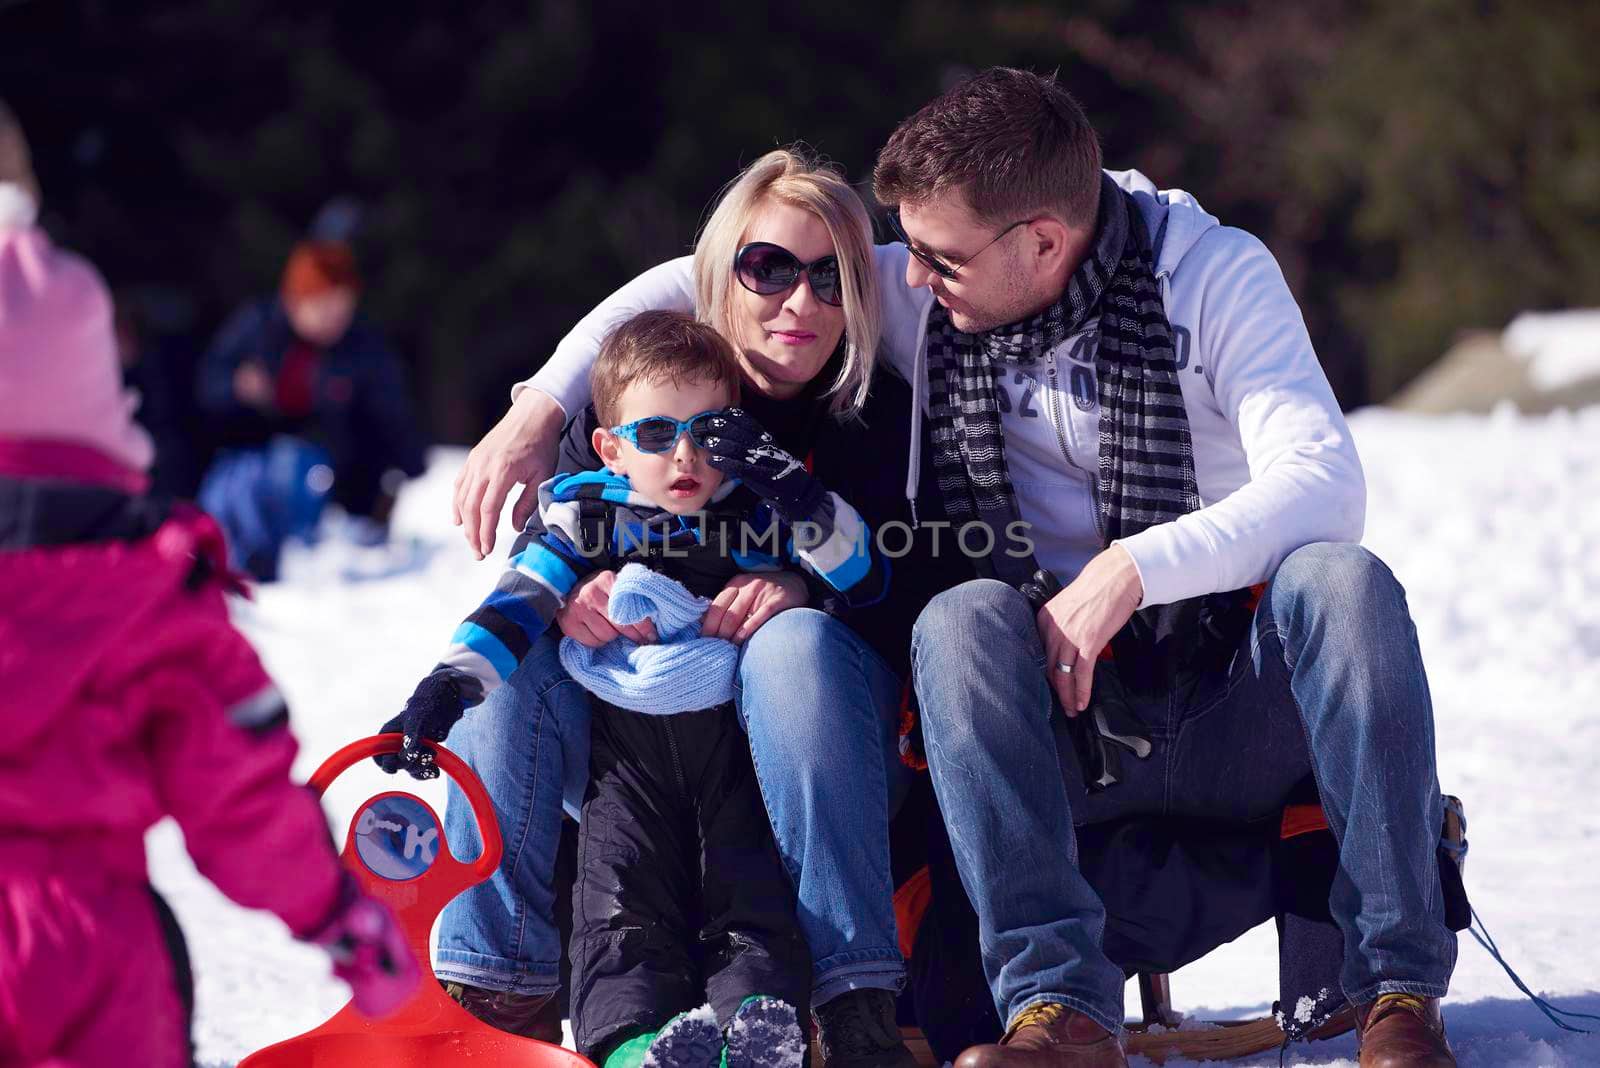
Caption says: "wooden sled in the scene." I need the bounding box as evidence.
[1122,972,1354,1063]
[815,973,1356,1066]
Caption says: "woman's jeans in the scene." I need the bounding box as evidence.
[735,608,915,1007]
[436,609,913,1007]
[435,630,591,995]
[911,544,1458,1035]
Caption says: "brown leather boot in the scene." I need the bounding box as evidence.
[1355,993,1455,1067]
[953,1003,1126,1068]
[442,980,563,1044]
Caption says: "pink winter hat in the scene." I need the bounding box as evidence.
[0,223,155,483]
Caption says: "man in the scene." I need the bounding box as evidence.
[870,70,1455,1068]
[451,69,1456,1068]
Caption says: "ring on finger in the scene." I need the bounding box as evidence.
[1056,660,1076,675]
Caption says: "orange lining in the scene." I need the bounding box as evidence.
[1280,803,1331,839]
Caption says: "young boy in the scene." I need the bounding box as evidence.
[388,310,888,1068]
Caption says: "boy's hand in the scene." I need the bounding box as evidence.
[374,673,469,779]
[702,571,808,645]
[557,569,658,648]
[702,409,825,522]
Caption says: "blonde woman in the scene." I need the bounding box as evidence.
[412,149,951,1068]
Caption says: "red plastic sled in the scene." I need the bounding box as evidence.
[239,734,595,1068]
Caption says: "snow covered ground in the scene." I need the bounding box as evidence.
[147,405,1600,1067]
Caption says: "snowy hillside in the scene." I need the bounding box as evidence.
[148,405,1600,1067]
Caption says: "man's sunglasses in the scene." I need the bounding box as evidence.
[886,209,1030,280]
[610,409,726,454]
[734,242,844,307]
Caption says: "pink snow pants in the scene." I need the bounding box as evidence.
[0,842,190,1068]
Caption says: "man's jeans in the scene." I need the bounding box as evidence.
[736,608,916,1006]
[911,543,1457,1034]
[435,630,591,995]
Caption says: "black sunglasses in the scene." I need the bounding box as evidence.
[886,210,1030,280]
[734,242,844,307]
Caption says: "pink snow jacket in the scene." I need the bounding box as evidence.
[0,467,343,938]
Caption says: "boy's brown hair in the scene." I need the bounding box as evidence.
[873,67,1102,231]
[590,310,742,426]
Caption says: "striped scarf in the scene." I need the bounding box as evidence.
[925,172,1196,586]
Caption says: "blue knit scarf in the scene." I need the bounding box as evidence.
[557,563,738,714]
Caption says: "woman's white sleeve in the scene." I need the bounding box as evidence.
[511,256,697,416]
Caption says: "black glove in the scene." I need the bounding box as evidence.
[1019,567,1064,613]
[701,408,826,522]
[373,672,469,780]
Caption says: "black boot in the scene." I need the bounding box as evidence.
[443,980,563,1044]
[814,989,917,1068]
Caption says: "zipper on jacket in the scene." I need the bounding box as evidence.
[663,718,689,801]
[1047,348,1108,543]
[1045,351,1080,473]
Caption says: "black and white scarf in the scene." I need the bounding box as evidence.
[925,174,1246,673]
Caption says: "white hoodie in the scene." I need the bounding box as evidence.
[517,169,1365,609]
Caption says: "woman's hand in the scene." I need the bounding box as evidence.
[702,571,808,645]
[452,389,566,560]
[556,570,659,649]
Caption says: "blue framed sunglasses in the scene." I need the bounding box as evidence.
[609,409,726,454]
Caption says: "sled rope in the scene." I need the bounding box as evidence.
[1469,906,1600,1034]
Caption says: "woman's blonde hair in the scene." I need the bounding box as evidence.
[693,148,880,419]
[0,98,40,202]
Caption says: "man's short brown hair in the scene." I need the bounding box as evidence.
[873,67,1102,230]
[590,310,741,426]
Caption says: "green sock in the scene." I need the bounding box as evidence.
[603,1030,658,1068]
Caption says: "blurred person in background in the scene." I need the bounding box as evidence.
[196,239,426,580]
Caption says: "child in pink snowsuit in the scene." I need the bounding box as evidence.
[0,99,418,1068]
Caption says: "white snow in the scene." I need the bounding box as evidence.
[1503,310,1600,392]
[148,406,1600,1068]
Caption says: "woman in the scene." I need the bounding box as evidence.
[420,149,954,1067]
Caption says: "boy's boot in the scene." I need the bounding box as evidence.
[644,1006,725,1068]
[725,996,806,1068]
[443,980,562,1044]
[953,1003,1126,1068]
[1355,994,1456,1067]
[813,988,917,1068]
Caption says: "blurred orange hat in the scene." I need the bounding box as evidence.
[281,239,361,303]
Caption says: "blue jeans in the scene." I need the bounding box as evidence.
[735,608,915,1006]
[911,544,1457,1034]
[435,630,591,995]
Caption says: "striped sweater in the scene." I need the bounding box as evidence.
[428,467,888,709]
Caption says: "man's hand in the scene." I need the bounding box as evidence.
[1036,545,1144,716]
[556,570,659,649]
[451,389,565,560]
[702,571,808,645]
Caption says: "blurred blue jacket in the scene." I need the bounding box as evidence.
[197,296,425,483]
